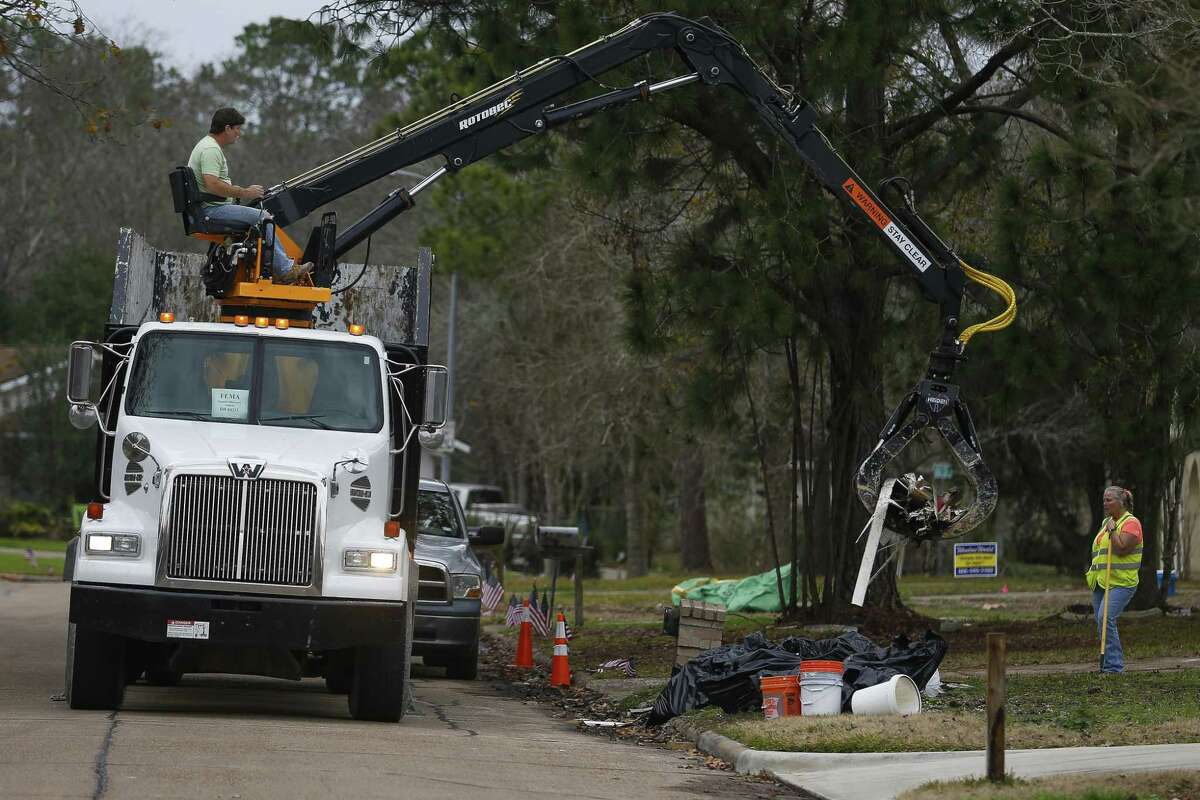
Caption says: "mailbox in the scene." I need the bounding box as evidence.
[535,526,591,558]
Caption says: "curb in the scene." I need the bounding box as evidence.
[667,716,841,799]
[0,573,62,583]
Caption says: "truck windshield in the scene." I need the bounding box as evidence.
[125,331,383,433]
[416,490,463,538]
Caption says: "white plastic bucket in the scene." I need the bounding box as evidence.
[799,671,843,716]
[850,674,922,716]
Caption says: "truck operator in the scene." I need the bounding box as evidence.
[187,107,313,283]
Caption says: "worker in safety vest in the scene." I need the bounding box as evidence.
[1086,485,1143,673]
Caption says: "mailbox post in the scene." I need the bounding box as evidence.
[536,526,593,629]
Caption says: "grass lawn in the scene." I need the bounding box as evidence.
[898,771,1200,800]
[939,614,1200,672]
[490,568,1199,679]
[0,551,64,577]
[899,563,1080,597]
[702,669,1200,752]
[0,537,70,552]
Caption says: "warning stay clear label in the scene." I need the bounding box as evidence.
[166,619,210,639]
[842,178,932,273]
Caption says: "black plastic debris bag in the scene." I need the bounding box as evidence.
[647,630,946,725]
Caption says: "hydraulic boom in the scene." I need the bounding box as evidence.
[180,12,1017,539]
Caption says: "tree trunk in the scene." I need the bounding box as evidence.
[1160,461,1183,610]
[1128,413,1169,610]
[819,0,903,612]
[624,442,648,577]
[677,441,712,571]
[744,361,788,610]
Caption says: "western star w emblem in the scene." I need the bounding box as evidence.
[228,458,266,480]
[458,90,523,131]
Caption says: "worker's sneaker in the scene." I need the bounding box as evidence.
[278,262,314,285]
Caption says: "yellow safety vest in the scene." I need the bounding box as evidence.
[1086,512,1142,590]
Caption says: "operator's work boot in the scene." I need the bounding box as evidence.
[278,262,314,285]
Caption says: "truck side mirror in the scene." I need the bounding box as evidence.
[67,343,95,404]
[468,525,505,547]
[423,366,448,427]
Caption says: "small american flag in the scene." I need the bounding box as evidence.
[503,594,521,626]
[560,610,574,640]
[481,578,504,613]
[529,588,550,636]
[596,658,636,677]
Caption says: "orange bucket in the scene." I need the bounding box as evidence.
[759,674,801,719]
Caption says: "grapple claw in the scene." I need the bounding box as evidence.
[854,379,996,540]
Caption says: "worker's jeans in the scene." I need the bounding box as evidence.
[1091,585,1136,673]
[201,203,295,274]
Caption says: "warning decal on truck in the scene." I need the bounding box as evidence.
[167,620,210,639]
[842,178,932,273]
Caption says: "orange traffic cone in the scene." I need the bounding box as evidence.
[550,612,571,688]
[512,599,534,668]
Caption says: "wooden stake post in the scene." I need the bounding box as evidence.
[986,632,1007,782]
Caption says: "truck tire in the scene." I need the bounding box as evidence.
[444,643,479,681]
[348,643,407,722]
[145,669,182,686]
[324,649,353,694]
[65,623,127,710]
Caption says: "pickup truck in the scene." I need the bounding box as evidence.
[412,479,502,680]
[449,483,539,570]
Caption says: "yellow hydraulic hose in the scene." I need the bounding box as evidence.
[957,258,1017,346]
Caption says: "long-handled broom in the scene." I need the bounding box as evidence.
[1099,530,1114,670]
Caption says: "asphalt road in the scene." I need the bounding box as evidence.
[0,581,791,800]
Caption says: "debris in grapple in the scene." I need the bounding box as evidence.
[882,473,968,542]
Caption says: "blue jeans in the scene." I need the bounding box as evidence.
[1091,585,1136,673]
[200,203,295,274]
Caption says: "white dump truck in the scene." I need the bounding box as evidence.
[61,230,445,722]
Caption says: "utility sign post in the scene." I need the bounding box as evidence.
[954,542,999,578]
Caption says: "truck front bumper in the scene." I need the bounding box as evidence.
[70,582,407,651]
[412,599,481,657]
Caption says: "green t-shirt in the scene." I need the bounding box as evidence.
[188,135,231,206]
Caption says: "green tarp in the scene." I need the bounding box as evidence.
[671,564,796,612]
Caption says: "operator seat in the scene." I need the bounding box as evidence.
[168,166,255,237]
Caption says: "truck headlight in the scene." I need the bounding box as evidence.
[450,574,481,599]
[86,533,140,556]
[343,549,397,572]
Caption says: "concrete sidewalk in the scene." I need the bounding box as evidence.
[0,546,65,559]
[767,743,1200,799]
[668,718,1200,800]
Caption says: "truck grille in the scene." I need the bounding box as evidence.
[417,562,449,601]
[163,474,318,587]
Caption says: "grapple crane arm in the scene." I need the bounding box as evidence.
[261,11,1000,538]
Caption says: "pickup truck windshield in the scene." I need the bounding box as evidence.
[125,331,383,433]
[417,490,463,538]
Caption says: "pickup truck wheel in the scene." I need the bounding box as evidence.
[348,644,407,722]
[66,623,127,710]
[324,649,353,694]
[444,644,479,681]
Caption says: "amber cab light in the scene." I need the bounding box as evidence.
[233,314,250,326]
[274,318,290,330]
[348,323,365,336]
[158,312,175,324]
[384,521,401,539]
[254,316,269,328]
[86,502,104,520]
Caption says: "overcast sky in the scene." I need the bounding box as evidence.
[82,0,329,74]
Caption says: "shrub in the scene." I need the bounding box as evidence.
[0,500,65,539]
